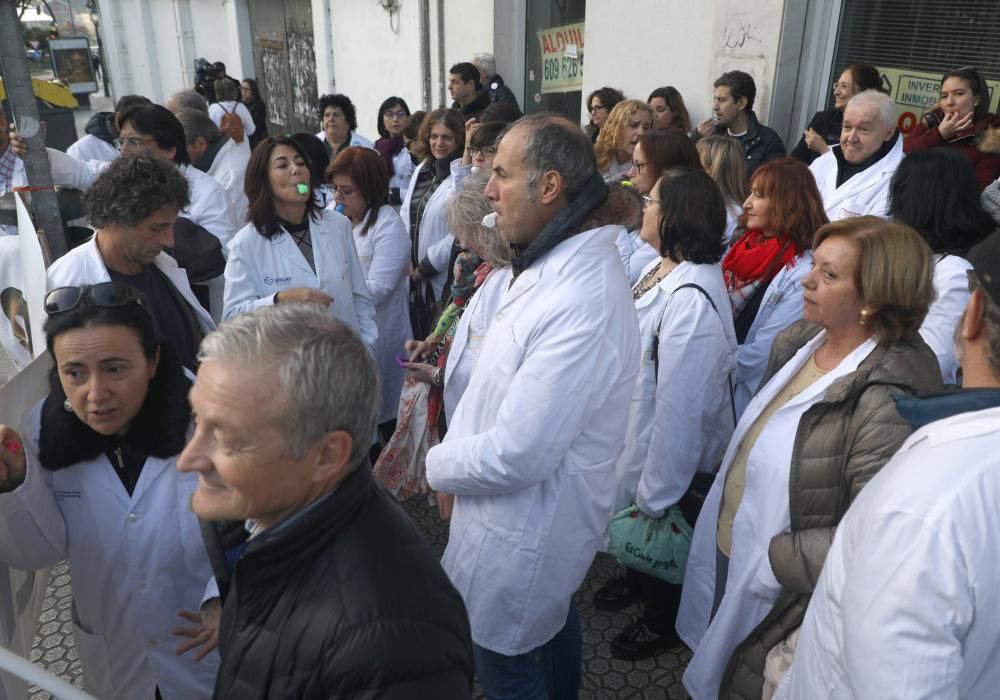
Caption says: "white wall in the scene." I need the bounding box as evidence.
[581,0,785,129]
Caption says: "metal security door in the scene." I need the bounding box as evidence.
[248,0,318,135]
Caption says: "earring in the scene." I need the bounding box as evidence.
[858,309,870,326]
[63,398,73,412]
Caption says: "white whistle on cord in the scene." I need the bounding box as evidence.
[482,212,498,229]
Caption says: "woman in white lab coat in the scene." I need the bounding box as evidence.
[888,147,996,383]
[222,136,377,348]
[327,146,412,439]
[677,218,943,699]
[0,284,217,699]
[399,108,466,339]
[603,168,737,662]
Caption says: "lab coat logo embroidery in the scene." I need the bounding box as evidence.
[263,275,292,286]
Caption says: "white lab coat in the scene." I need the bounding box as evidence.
[809,138,903,221]
[313,130,374,151]
[46,235,216,335]
[614,260,737,516]
[443,266,512,425]
[223,209,378,348]
[615,229,659,286]
[204,136,251,228]
[920,254,971,384]
[389,147,415,197]
[352,205,412,423]
[67,134,119,163]
[777,405,1000,700]
[732,253,812,419]
[425,225,641,655]
[0,402,217,699]
[45,149,239,247]
[399,160,458,301]
[208,101,257,138]
[677,331,877,700]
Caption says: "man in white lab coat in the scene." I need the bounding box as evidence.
[176,108,251,226]
[809,89,904,221]
[777,231,1000,699]
[425,114,641,697]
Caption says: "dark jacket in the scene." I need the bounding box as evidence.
[244,98,269,149]
[452,90,492,121]
[485,74,518,107]
[83,111,117,145]
[720,321,944,699]
[693,110,787,179]
[212,464,474,699]
[790,108,842,165]
[904,112,1000,190]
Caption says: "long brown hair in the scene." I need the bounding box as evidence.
[245,136,320,238]
[594,100,652,172]
[739,158,828,251]
[326,146,390,235]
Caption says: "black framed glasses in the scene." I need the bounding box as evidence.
[470,146,497,159]
[45,283,149,317]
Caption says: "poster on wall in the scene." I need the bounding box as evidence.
[48,37,97,95]
[876,65,1000,133]
[536,22,585,94]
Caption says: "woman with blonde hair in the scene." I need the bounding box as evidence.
[595,99,653,181]
[678,216,944,699]
[697,135,749,242]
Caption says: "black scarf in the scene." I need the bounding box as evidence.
[835,131,899,187]
[38,342,191,471]
[510,172,609,278]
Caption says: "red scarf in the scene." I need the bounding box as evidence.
[722,230,799,311]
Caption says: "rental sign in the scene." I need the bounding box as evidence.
[537,22,584,94]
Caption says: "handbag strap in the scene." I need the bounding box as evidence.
[652,282,737,427]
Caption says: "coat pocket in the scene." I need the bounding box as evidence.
[71,608,116,697]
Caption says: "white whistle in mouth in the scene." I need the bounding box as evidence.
[482,212,498,229]
[470,166,481,174]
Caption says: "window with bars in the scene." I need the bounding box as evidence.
[830,1,1000,121]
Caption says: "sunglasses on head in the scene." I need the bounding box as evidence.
[44,283,150,317]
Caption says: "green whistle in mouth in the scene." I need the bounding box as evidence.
[296,183,309,195]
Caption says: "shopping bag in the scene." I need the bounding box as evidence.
[372,375,438,500]
[608,504,693,583]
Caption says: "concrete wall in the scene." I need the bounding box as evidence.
[581,0,786,129]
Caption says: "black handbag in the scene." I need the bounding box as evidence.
[167,216,226,284]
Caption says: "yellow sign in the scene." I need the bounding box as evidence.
[877,65,1000,133]
[537,22,585,94]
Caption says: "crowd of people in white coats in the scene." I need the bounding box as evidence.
[0,52,999,699]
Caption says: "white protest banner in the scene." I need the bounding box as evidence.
[14,193,47,360]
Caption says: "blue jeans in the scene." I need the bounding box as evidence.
[474,599,582,700]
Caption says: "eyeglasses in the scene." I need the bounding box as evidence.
[113,136,155,150]
[384,110,408,120]
[632,160,649,174]
[45,283,150,317]
[589,104,607,113]
[470,146,497,159]
[331,185,357,196]
[642,195,661,210]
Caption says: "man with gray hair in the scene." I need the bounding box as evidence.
[176,108,250,223]
[809,88,903,220]
[426,114,640,696]
[165,88,209,115]
[178,303,474,699]
[472,52,519,107]
[774,231,1000,698]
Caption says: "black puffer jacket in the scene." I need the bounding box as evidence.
[212,465,474,699]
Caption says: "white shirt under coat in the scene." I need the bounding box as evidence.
[389,147,415,197]
[44,149,239,248]
[223,209,378,348]
[67,134,119,163]
[732,252,812,419]
[399,160,458,302]
[921,254,971,384]
[313,130,374,151]
[425,225,641,655]
[46,235,215,335]
[678,331,877,700]
[352,205,412,423]
[0,402,217,699]
[208,101,257,139]
[777,405,1000,700]
[809,138,904,221]
[614,259,737,515]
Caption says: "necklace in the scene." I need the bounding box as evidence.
[632,264,671,300]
